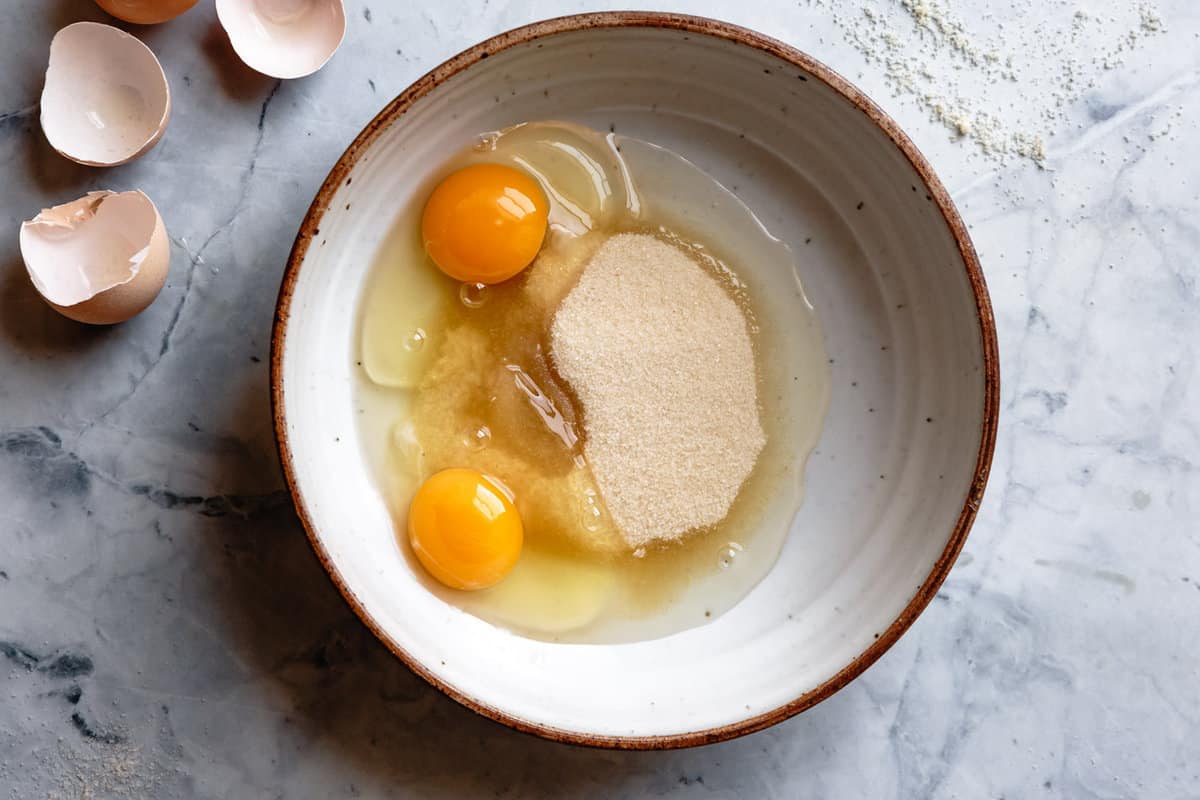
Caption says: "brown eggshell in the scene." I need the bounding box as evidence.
[215,0,346,79]
[94,0,199,25]
[19,191,170,326]
[40,23,171,167]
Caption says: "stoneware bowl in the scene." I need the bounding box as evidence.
[272,13,999,748]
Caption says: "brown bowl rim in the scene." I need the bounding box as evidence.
[269,11,1000,750]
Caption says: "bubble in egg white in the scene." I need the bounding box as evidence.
[403,329,427,352]
[717,542,744,570]
[459,282,488,308]
[462,424,492,452]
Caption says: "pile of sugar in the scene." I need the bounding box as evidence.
[550,233,765,549]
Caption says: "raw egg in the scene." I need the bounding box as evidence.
[357,122,831,642]
[421,164,548,284]
[408,468,523,590]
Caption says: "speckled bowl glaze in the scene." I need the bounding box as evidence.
[271,13,998,748]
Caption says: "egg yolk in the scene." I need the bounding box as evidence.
[421,164,549,284]
[408,468,524,590]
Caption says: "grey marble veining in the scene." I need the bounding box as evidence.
[2,1,1198,797]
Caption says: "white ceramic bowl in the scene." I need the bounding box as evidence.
[272,13,998,748]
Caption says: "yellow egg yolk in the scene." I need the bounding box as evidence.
[408,468,524,590]
[421,164,549,284]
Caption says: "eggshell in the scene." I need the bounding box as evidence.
[40,22,171,167]
[20,191,170,325]
[94,0,199,24]
[216,0,346,79]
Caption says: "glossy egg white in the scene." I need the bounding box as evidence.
[354,121,831,644]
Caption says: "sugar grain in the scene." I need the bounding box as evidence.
[550,233,765,548]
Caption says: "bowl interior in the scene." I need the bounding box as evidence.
[275,18,993,744]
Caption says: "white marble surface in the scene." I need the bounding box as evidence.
[1,1,1197,796]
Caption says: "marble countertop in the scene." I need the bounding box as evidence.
[2,1,1197,797]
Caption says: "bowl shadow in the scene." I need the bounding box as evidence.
[198,371,861,794]
[192,372,603,792]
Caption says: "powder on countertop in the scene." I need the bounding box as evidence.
[550,233,765,549]
[814,0,1167,164]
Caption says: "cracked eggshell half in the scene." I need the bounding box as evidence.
[40,22,170,167]
[216,0,347,79]
[94,0,200,24]
[20,191,170,325]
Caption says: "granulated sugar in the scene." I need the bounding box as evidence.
[815,0,1167,164]
[550,233,765,548]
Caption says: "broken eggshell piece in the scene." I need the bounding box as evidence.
[40,22,171,167]
[20,191,170,325]
[216,0,347,79]
[93,0,200,25]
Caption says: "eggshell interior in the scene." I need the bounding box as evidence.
[216,0,346,79]
[40,22,170,167]
[20,190,170,325]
